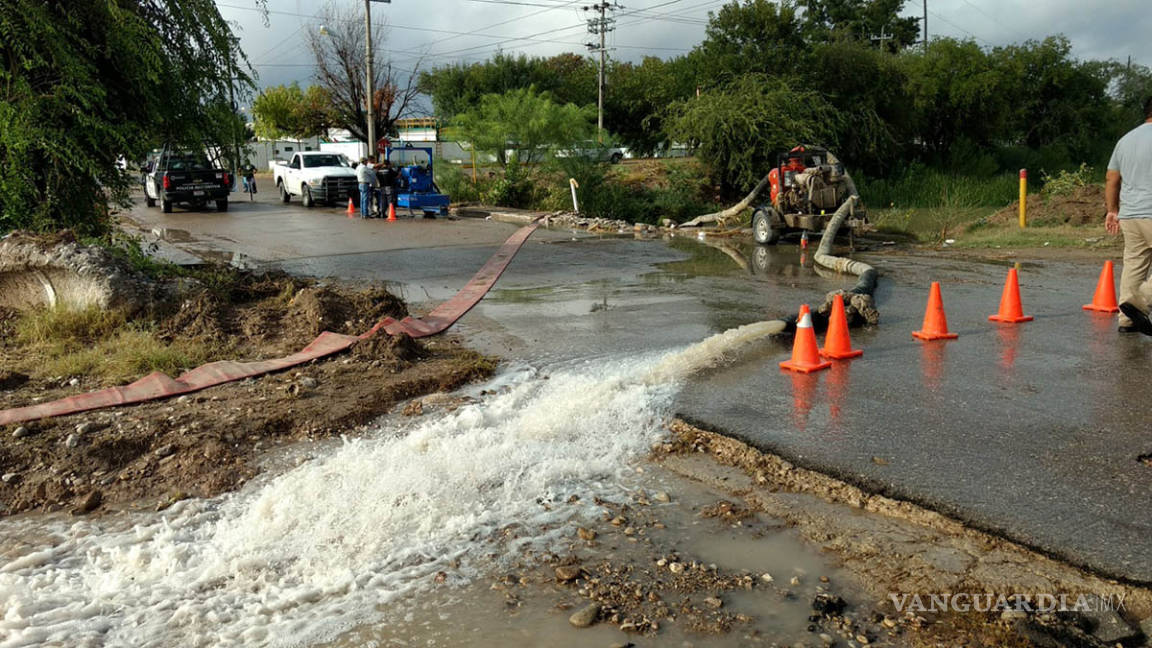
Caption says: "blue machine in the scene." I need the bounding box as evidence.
[385,143,450,216]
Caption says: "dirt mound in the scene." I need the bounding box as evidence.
[287,285,407,339]
[989,185,1105,227]
[352,331,427,363]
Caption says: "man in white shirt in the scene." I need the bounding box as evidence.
[356,157,378,219]
[1106,97,1152,335]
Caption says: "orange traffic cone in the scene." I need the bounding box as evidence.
[1083,260,1120,313]
[988,267,1033,323]
[912,282,959,340]
[387,202,397,222]
[781,305,832,373]
[821,294,863,359]
[346,197,356,218]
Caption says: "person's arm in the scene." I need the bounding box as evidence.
[1105,169,1121,235]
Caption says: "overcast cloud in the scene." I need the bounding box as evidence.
[217,0,1151,113]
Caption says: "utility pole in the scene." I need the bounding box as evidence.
[227,37,241,188]
[870,25,893,52]
[922,0,928,52]
[585,2,621,143]
[364,0,390,161]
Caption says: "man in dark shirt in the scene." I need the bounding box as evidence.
[376,160,399,217]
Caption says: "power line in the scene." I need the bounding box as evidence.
[584,2,622,137]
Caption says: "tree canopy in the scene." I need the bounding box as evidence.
[0,0,251,236]
[452,88,595,166]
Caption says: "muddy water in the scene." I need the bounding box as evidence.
[0,323,790,647]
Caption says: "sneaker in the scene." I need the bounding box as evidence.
[1118,303,1152,336]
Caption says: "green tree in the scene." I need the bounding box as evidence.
[604,57,697,155]
[667,75,839,191]
[252,83,334,141]
[453,88,595,166]
[0,0,251,236]
[690,0,808,83]
[799,0,920,51]
[420,53,596,120]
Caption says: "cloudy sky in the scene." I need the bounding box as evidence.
[217,0,1151,112]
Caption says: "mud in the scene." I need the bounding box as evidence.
[0,266,497,517]
[659,419,1152,646]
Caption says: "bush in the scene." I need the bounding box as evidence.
[855,164,1019,209]
[1041,163,1097,198]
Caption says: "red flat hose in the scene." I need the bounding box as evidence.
[0,222,540,426]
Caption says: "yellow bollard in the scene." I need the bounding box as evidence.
[1019,169,1027,228]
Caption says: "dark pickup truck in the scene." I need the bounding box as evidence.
[142,149,232,213]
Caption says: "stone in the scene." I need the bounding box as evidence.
[68,378,80,387]
[577,527,596,541]
[652,491,671,503]
[555,566,581,583]
[818,633,835,646]
[1000,609,1027,622]
[75,422,93,435]
[154,444,176,458]
[1081,608,1138,644]
[569,603,601,628]
[703,596,723,609]
[790,576,801,586]
[811,594,847,616]
[761,573,775,583]
[12,426,31,439]
[668,562,684,574]
[71,490,102,515]
[2,473,19,484]
[855,634,870,645]
[299,376,318,389]
[65,433,80,448]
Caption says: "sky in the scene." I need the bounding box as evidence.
[217,0,1152,113]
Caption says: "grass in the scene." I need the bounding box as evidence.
[12,306,221,383]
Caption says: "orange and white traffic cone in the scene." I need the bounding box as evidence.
[1083,260,1120,313]
[821,294,863,359]
[780,305,832,373]
[346,197,356,218]
[988,267,1033,323]
[387,202,397,222]
[912,282,959,340]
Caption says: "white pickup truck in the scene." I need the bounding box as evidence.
[273,151,359,207]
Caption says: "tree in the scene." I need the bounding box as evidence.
[420,53,596,120]
[667,75,838,191]
[689,0,808,84]
[0,0,252,236]
[252,83,334,141]
[798,0,920,51]
[307,5,422,144]
[604,57,697,156]
[453,88,595,166]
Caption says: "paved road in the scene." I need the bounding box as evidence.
[125,194,1152,583]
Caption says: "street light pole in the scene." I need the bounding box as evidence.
[364,0,391,162]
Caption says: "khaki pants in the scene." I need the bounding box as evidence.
[1118,218,1152,326]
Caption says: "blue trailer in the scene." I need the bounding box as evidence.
[385,143,451,217]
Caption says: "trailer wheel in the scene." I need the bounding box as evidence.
[753,208,781,245]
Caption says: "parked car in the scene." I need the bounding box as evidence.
[273,151,358,207]
[142,148,231,213]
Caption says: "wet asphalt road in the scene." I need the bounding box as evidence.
[126,194,1152,583]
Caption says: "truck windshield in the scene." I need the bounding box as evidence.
[166,154,211,171]
[302,155,348,168]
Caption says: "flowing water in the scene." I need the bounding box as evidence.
[0,321,784,648]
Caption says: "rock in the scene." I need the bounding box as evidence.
[1,473,19,484]
[761,573,774,583]
[156,490,190,511]
[668,562,684,574]
[855,634,870,645]
[652,491,671,503]
[299,376,318,389]
[75,422,93,435]
[881,616,897,628]
[1080,608,1138,643]
[811,594,847,616]
[619,620,637,632]
[610,516,625,526]
[790,576,801,586]
[402,400,424,416]
[569,603,601,628]
[68,378,80,387]
[71,490,102,515]
[154,444,176,458]
[555,566,581,583]
[703,596,724,609]
[818,633,835,645]
[1000,609,1027,622]
[623,526,635,536]
[577,527,596,541]
[12,426,31,439]
[65,433,80,448]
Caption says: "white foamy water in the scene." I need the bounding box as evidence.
[0,322,781,648]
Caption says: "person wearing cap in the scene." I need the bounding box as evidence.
[355,157,378,219]
[1106,96,1152,335]
[376,160,398,218]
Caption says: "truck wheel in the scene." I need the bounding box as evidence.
[279,182,290,203]
[161,198,173,213]
[301,184,314,208]
[145,195,155,208]
[753,208,781,245]
[216,198,228,212]
[610,152,623,164]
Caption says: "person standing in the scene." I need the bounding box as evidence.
[377,160,398,218]
[356,157,378,219]
[1106,97,1152,335]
